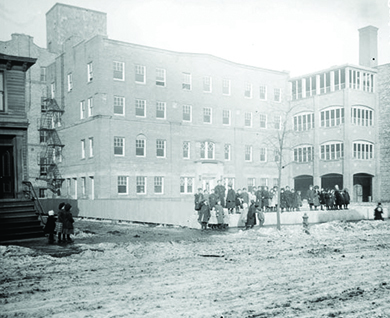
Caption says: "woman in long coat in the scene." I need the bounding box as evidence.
[245,201,257,229]
[62,203,75,242]
[226,184,236,214]
[199,200,211,230]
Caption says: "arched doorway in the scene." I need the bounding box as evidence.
[353,173,373,202]
[321,173,343,191]
[294,175,313,200]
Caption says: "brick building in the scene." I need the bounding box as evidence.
[0,4,388,224]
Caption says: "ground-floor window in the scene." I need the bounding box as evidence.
[154,176,164,194]
[180,177,193,194]
[136,176,146,194]
[118,176,128,194]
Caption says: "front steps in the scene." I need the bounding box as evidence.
[0,200,45,242]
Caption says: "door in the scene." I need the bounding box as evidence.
[0,146,15,199]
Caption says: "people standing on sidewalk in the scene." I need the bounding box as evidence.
[56,202,65,243]
[62,203,75,242]
[44,210,56,244]
[374,202,384,221]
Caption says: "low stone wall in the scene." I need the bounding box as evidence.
[39,198,388,229]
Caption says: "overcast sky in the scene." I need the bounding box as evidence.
[0,0,389,76]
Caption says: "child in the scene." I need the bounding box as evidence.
[62,203,75,242]
[56,202,65,243]
[374,203,384,221]
[44,210,56,244]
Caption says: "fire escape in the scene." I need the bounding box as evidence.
[37,98,65,195]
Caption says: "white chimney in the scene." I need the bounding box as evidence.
[359,26,378,68]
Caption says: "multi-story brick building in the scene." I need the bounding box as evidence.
[0,4,388,225]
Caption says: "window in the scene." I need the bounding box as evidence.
[67,73,73,92]
[156,68,166,86]
[273,115,281,130]
[156,101,166,119]
[180,177,194,194]
[89,137,94,157]
[320,107,344,127]
[113,61,125,80]
[203,107,212,124]
[259,147,267,162]
[135,65,145,83]
[183,141,190,159]
[87,62,93,82]
[136,136,146,157]
[183,105,192,122]
[156,139,166,158]
[245,113,252,127]
[114,137,124,156]
[154,177,164,194]
[40,67,47,82]
[114,96,125,115]
[80,100,86,119]
[118,176,128,194]
[294,113,315,131]
[247,178,256,192]
[353,142,373,160]
[274,88,281,102]
[136,176,146,194]
[222,79,230,95]
[203,76,212,92]
[81,177,86,197]
[293,146,314,162]
[182,72,191,90]
[51,82,55,99]
[73,178,78,199]
[90,176,95,200]
[351,106,373,126]
[87,97,93,117]
[200,141,215,159]
[222,110,230,125]
[259,114,267,128]
[40,158,48,176]
[39,130,47,143]
[245,145,252,161]
[259,85,267,100]
[320,142,344,160]
[244,83,252,98]
[0,72,4,112]
[81,139,85,159]
[135,99,146,117]
[224,144,231,160]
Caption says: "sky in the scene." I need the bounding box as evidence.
[0,0,389,76]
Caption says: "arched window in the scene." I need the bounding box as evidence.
[320,142,344,160]
[320,107,344,127]
[353,141,374,160]
[351,106,373,126]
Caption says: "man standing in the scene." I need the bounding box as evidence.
[214,180,226,208]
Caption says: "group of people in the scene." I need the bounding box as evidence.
[44,202,75,244]
[306,185,351,211]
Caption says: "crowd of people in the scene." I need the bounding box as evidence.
[194,181,353,230]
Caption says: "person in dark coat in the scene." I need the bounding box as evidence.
[208,188,218,210]
[214,180,226,208]
[214,200,225,229]
[306,185,315,210]
[199,200,211,230]
[194,188,204,212]
[284,186,293,211]
[255,187,263,209]
[343,188,351,209]
[241,188,249,205]
[245,201,257,229]
[280,188,287,212]
[374,203,384,220]
[44,210,56,244]
[57,202,66,243]
[235,189,243,213]
[62,203,75,242]
[226,184,236,214]
[334,185,344,210]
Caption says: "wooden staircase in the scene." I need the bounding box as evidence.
[0,199,45,242]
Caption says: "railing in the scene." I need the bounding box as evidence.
[22,180,46,225]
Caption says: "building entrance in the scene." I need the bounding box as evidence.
[321,173,343,191]
[353,173,372,202]
[294,175,313,200]
[0,145,15,199]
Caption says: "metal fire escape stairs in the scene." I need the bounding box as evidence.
[36,98,65,194]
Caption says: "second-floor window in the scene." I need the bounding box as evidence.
[136,99,146,117]
[245,145,252,161]
[40,67,47,82]
[321,107,344,128]
[136,136,146,156]
[87,97,93,117]
[222,110,230,125]
[351,107,373,126]
[294,113,315,131]
[80,100,85,119]
[353,142,373,159]
[224,144,231,160]
[156,139,166,158]
[200,141,214,159]
[259,114,267,128]
[274,88,281,102]
[156,101,166,119]
[81,139,85,159]
[245,113,252,127]
[89,137,94,157]
[259,85,267,100]
[259,147,267,162]
[183,105,192,122]
[203,76,212,92]
[113,61,125,80]
[244,83,252,98]
[183,141,190,159]
[273,115,281,130]
[222,79,230,95]
[294,145,314,162]
[320,142,344,160]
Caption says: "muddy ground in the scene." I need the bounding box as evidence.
[1,218,390,318]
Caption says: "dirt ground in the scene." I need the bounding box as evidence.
[1,218,390,318]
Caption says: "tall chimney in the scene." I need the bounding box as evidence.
[359,25,378,68]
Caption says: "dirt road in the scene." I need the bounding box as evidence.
[1,219,390,317]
